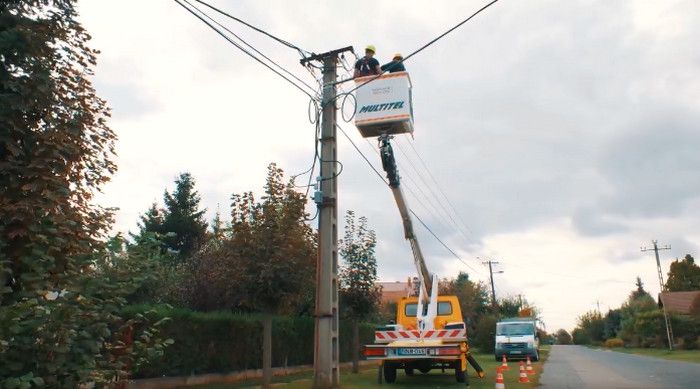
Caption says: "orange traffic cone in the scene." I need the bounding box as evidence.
[495,367,506,389]
[518,361,530,383]
[526,355,535,375]
[501,354,509,371]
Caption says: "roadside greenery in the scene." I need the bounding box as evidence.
[572,276,699,349]
[339,211,381,373]
[125,305,375,378]
[0,1,167,386]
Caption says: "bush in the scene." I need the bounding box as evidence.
[125,305,375,378]
[572,328,591,345]
[555,329,572,345]
[604,338,624,348]
[472,315,498,353]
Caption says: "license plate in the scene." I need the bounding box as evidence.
[398,348,427,356]
[510,350,522,354]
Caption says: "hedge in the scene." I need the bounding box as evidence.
[125,305,375,378]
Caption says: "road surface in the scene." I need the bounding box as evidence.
[540,345,700,388]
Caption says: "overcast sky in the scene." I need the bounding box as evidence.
[80,0,700,331]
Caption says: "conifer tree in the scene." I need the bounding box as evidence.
[161,173,208,259]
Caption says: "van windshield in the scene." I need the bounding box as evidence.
[497,323,534,336]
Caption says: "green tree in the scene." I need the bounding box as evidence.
[473,314,498,352]
[603,308,622,339]
[339,210,381,373]
[210,205,227,244]
[438,272,489,327]
[132,202,166,242]
[498,296,523,317]
[161,173,208,259]
[232,164,315,387]
[665,254,700,292]
[0,1,165,385]
[572,328,591,345]
[184,164,315,387]
[575,310,605,344]
[619,278,660,347]
[555,329,572,345]
[631,276,650,300]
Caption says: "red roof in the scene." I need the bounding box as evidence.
[659,291,700,314]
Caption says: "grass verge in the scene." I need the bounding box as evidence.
[606,347,700,364]
[184,348,550,388]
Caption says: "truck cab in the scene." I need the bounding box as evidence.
[494,318,540,361]
[397,296,463,330]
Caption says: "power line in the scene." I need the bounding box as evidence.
[393,137,474,247]
[174,0,317,100]
[193,0,312,56]
[371,138,473,259]
[334,0,501,102]
[404,136,476,239]
[411,208,481,275]
[183,0,319,97]
[370,139,449,232]
[337,124,483,276]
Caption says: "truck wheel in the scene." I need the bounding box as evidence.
[532,350,539,362]
[384,364,397,383]
[404,368,414,376]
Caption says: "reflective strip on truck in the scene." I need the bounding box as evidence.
[374,329,467,343]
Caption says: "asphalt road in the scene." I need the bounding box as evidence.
[540,345,700,389]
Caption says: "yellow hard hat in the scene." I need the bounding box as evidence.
[393,53,403,60]
[365,44,376,53]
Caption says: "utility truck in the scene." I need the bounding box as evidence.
[355,72,484,385]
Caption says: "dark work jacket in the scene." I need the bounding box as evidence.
[380,60,406,73]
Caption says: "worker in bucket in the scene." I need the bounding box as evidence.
[381,53,406,73]
[354,44,382,77]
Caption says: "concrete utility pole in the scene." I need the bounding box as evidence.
[641,240,673,351]
[301,46,353,389]
[482,259,503,308]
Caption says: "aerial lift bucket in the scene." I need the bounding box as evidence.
[354,72,414,138]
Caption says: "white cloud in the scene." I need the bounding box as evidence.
[78,0,700,332]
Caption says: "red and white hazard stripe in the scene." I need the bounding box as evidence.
[374,329,466,343]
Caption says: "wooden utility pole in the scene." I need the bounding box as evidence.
[641,240,673,351]
[301,46,353,389]
[482,259,503,308]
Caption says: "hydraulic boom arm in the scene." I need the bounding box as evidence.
[378,135,432,301]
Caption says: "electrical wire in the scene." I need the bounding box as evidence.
[365,139,457,244]
[404,137,476,239]
[193,0,313,57]
[337,124,484,276]
[393,139,471,244]
[410,209,480,274]
[174,0,317,100]
[185,1,320,97]
[331,0,501,104]
[396,137,476,246]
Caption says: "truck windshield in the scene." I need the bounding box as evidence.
[497,323,534,336]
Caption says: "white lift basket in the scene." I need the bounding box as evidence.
[354,71,414,138]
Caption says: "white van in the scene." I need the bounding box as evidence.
[494,318,539,361]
